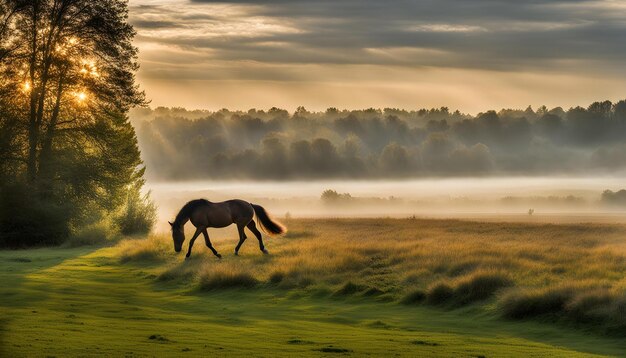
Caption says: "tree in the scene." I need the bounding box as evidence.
[321,189,352,203]
[0,0,151,247]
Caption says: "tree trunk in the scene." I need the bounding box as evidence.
[38,70,66,195]
[26,10,39,183]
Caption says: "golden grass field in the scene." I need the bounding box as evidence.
[120,218,626,335]
[2,218,626,357]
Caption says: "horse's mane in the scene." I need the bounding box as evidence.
[173,199,210,227]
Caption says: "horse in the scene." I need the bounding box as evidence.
[168,199,286,258]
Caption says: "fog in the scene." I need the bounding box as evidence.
[149,177,626,232]
[132,102,626,231]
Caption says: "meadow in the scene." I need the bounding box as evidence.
[1,218,625,357]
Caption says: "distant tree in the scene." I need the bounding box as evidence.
[260,136,289,178]
[380,142,411,174]
[268,107,289,120]
[426,119,449,132]
[588,100,612,120]
[321,189,340,201]
[524,105,536,119]
[536,113,563,142]
[130,98,626,180]
[294,106,310,118]
[548,106,566,118]
[613,100,626,122]
[310,138,340,174]
[321,189,352,203]
[448,143,493,173]
[601,190,626,206]
[536,105,548,116]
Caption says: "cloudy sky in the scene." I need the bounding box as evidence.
[128,0,626,113]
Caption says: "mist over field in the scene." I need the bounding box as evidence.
[130,103,626,226]
[146,177,626,232]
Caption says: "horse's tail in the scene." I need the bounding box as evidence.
[251,204,287,235]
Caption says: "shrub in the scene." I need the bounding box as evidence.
[565,289,614,324]
[333,281,366,296]
[363,287,385,296]
[65,219,119,247]
[401,289,426,304]
[119,236,171,263]
[0,182,71,247]
[499,284,626,335]
[426,282,454,305]
[273,271,317,289]
[198,268,258,290]
[500,286,577,320]
[454,272,513,304]
[116,183,157,236]
[158,262,198,282]
[268,271,285,284]
[422,272,512,306]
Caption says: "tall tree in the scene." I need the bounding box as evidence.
[0,0,150,246]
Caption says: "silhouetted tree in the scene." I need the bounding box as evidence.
[0,0,150,246]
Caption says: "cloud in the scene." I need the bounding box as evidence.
[128,0,626,112]
[131,0,626,68]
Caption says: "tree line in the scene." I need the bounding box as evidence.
[132,100,626,180]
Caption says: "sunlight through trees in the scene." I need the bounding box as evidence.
[0,0,154,246]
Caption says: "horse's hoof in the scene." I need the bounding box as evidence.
[234,252,239,256]
[262,249,269,255]
[185,255,190,260]
[216,254,222,259]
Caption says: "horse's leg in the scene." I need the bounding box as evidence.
[186,227,203,259]
[234,224,247,256]
[247,221,268,254]
[202,229,221,258]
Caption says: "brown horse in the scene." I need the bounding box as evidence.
[169,199,286,258]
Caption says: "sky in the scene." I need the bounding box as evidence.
[128,0,626,114]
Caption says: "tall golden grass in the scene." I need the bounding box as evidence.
[116,218,626,334]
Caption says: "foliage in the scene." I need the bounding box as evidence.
[0,0,152,246]
[425,283,454,305]
[118,235,171,263]
[132,100,626,180]
[453,271,513,304]
[198,266,259,291]
[65,217,120,248]
[0,181,70,247]
[116,174,157,236]
[500,284,626,335]
[321,189,353,203]
[600,189,626,206]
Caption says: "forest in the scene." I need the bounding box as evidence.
[132,100,626,180]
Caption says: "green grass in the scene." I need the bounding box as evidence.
[1,219,626,357]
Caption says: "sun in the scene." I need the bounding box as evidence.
[75,91,87,102]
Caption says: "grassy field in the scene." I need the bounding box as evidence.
[1,218,625,357]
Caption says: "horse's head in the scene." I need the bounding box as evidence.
[169,221,185,253]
